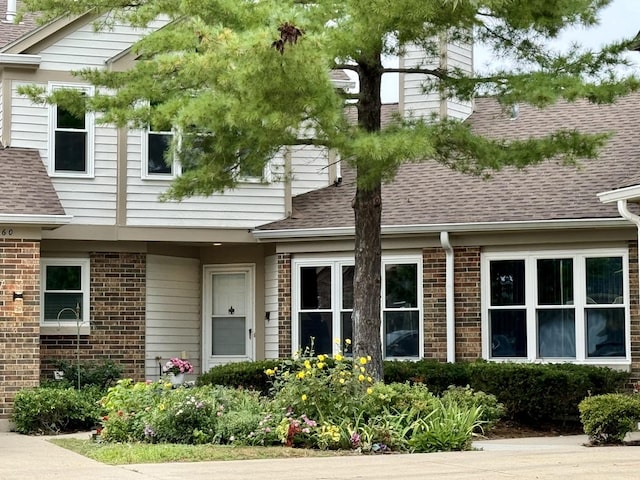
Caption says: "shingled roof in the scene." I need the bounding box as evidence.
[0,1,38,49]
[259,94,640,232]
[0,147,65,216]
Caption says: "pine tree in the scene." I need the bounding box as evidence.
[19,0,640,379]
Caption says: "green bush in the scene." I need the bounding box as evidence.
[441,385,504,430]
[49,359,123,389]
[11,386,103,434]
[579,394,640,444]
[197,360,280,394]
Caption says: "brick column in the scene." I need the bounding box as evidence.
[0,238,40,418]
[423,248,447,361]
[454,246,482,361]
[278,253,292,358]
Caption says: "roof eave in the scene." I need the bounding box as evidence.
[0,214,72,228]
[252,217,630,241]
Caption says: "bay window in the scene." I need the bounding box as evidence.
[483,249,628,362]
[293,255,422,358]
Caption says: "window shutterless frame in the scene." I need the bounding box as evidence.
[40,258,90,326]
[48,83,95,177]
[481,248,630,365]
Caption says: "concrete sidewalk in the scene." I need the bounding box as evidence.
[1,429,639,480]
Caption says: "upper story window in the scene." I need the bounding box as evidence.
[41,258,90,326]
[48,84,94,177]
[482,248,629,363]
[293,254,422,358]
[142,129,175,178]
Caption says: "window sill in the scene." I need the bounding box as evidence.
[41,325,91,336]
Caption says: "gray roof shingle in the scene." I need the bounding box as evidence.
[260,95,640,231]
[0,1,39,50]
[0,147,65,216]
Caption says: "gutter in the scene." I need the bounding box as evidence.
[253,217,628,240]
[0,54,41,68]
[0,214,72,227]
[440,232,455,363]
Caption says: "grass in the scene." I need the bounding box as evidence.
[49,438,352,465]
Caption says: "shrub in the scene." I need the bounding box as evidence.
[441,385,504,431]
[197,360,280,394]
[12,386,103,434]
[579,393,640,444]
[50,359,123,389]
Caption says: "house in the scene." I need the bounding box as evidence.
[1,0,639,420]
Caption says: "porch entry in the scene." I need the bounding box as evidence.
[203,264,255,371]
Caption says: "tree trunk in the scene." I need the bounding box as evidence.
[352,53,384,380]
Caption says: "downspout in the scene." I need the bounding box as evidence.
[617,199,640,230]
[440,231,455,363]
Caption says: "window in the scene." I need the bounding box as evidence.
[49,84,94,176]
[293,255,422,358]
[142,129,175,178]
[483,249,628,362]
[41,258,90,325]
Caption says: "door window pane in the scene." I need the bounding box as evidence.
[212,317,245,355]
[586,257,623,304]
[385,264,417,308]
[537,259,573,305]
[537,309,575,357]
[490,309,526,357]
[300,266,331,310]
[490,260,525,306]
[587,308,626,357]
[384,311,419,357]
[299,312,333,355]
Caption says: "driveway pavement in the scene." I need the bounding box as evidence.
[1,428,639,480]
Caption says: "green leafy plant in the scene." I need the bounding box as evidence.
[441,385,504,431]
[49,359,123,389]
[11,386,103,434]
[579,393,640,444]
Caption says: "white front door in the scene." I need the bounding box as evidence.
[203,265,255,370]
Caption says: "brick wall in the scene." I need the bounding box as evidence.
[40,252,146,381]
[278,253,292,358]
[0,238,40,418]
[454,247,482,361]
[422,248,447,361]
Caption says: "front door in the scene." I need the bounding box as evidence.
[203,265,255,370]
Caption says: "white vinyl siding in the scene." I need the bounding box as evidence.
[12,81,117,224]
[126,131,287,228]
[290,145,331,196]
[264,254,279,358]
[37,19,167,71]
[444,42,473,121]
[145,255,201,380]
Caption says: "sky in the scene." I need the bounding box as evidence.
[382,0,640,103]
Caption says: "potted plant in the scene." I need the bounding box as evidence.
[163,357,194,386]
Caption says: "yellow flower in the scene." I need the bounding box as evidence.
[334,338,341,345]
[367,376,373,383]
[317,354,326,362]
[335,353,343,362]
[367,388,373,395]
[265,369,275,376]
[304,360,311,369]
[296,371,306,379]
[301,394,308,401]
[345,338,352,345]
[360,366,365,373]
[317,362,325,369]
[159,403,166,411]
[358,374,365,381]
[339,378,345,384]
[359,357,367,365]
[367,355,372,361]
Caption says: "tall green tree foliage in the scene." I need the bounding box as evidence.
[19,0,640,379]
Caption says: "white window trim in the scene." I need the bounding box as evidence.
[140,128,177,180]
[40,257,91,329]
[291,253,423,358]
[481,247,630,366]
[48,82,95,178]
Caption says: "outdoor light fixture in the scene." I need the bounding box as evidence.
[13,291,23,300]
